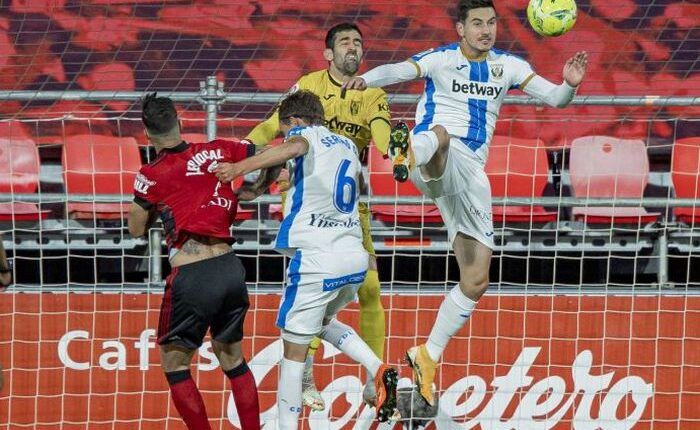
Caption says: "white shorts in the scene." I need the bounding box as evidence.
[409,138,495,249]
[276,249,369,335]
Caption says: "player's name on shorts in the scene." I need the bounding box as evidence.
[451,79,503,99]
[186,148,225,176]
[309,213,360,228]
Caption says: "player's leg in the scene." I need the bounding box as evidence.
[389,122,450,182]
[301,336,324,411]
[278,332,313,430]
[320,283,399,422]
[158,266,214,430]
[208,252,260,430]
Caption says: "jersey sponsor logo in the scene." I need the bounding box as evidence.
[451,79,504,99]
[456,64,470,71]
[322,271,366,291]
[134,173,156,194]
[186,148,224,176]
[325,116,363,137]
[377,102,389,112]
[323,94,335,100]
[308,213,360,229]
[490,63,504,79]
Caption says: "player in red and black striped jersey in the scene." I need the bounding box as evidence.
[128,93,268,430]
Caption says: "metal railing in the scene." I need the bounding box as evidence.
[1,76,699,288]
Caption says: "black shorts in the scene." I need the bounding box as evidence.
[157,252,249,349]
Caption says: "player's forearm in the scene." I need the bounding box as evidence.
[237,141,306,175]
[523,75,577,108]
[370,118,392,154]
[360,61,419,88]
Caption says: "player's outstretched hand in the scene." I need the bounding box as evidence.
[563,51,588,87]
[213,162,243,183]
[341,76,367,92]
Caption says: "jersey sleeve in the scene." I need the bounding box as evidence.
[509,56,537,90]
[409,48,444,78]
[245,77,306,146]
[364,89,391,124]
[217,139,256,163]
[133,168,159,211]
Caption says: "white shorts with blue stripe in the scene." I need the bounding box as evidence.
[276,249,369,336]
[409,137,495,249]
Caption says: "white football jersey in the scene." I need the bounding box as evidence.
[275,125,364,256]
[410,43,535,164]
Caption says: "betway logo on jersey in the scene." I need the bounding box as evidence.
[186,148,224,176]
[452,79,503,99]
[325,116,362,137]
[308,213,360,228]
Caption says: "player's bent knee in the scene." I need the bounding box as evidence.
[430,125,450,149]
[211,340,244,371]
[159,344,196,373]
[459,276,489,301]
[357,279,381,305]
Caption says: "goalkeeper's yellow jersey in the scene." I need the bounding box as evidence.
[246,69,391,154]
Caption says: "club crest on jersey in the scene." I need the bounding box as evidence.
[490,64,504,79]
[186,148,224,176]
[350,100,360,116]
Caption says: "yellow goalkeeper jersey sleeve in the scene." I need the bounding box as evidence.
[246,69,391,154]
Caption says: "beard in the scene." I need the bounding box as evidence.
[337,55,360,75]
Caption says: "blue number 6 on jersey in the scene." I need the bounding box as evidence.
[333,159,357,214]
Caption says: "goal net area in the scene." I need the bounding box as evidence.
[0,1,699,429]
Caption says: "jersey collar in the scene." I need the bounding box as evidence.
[326,70,343,87]
[162,141,189,153]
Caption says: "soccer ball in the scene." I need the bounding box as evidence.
[527,0,577,37]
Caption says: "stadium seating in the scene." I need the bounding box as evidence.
[486,136,558,223]
[368,145,442,224]
[0,137,50,221]
[671,137,700,224]
[569,136,660,224]
[62,134,141,220]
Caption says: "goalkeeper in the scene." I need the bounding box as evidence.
[244,22,390,410]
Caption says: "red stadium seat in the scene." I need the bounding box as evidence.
[569,136,659,224]
[671,137,700,224]
[0,137,50,221]
[368,144,441,224]
[63,135,141,219]
[486,136,558,223]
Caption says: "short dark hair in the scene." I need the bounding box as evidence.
[456,0,495,22]
[141,92,178,135]
[279,91,324,126]
[325,22,363,50]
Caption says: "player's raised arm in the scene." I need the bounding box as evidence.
[342,60,420,91]
[522,51,588,108]
[214,137,309,183]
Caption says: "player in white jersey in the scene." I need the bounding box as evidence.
[342,0,588,406]
[213,91,399,428]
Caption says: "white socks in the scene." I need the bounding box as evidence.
[278,358,304,430]
[411,130,440,166]
[425,286,477,362]
[320,319,382,378]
